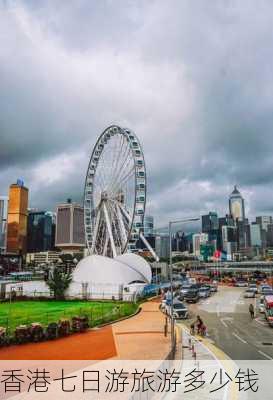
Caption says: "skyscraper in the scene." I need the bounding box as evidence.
[229,186,245,221]
[255,216,273,231]
[6,180,29,254]
[250,223,263,248]
[55,200,85,251]
[27,211,53,253]
[202,212,219,233]
[0,196,8,253]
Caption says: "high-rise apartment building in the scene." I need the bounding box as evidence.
[229,186,245,221]
[0,196,8,253]
[6,180,28,254]
[55,200,85,251]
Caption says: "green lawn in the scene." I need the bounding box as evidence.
[0,300,138,333]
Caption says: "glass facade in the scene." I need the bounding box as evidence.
[27,211,53,252]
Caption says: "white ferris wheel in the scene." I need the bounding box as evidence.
[84,125,151,258]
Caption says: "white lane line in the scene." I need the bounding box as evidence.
[220,319,228,328]
[232,332,247,344]
[255,317,267,326]
[258,350,273,360]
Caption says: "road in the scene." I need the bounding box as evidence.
[182,286,273,360]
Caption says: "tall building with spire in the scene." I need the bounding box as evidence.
[229,185,245,222]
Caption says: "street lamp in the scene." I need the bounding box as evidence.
[169,217,200,352]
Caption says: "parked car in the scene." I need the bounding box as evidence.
[244,288,256,298]
[259,296,265,313]
[264,295,273,327]
[180,284,192,296]
[184,289,199,303]
[202,285,212,295]
[235,280,248,287]
[166,302,189,319]
[198,287,210,298]
[260,285,272,294]
[248,283,258,293]
[190,283,202,290]
[210,283,218,292]
[262,289,273,296]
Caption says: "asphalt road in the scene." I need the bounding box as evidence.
[183,286,273,360]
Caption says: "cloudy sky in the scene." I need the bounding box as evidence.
[1,0,273,229]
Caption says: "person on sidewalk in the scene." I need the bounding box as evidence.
[249,303,255,319]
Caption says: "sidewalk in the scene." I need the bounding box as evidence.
[112,298,171,360]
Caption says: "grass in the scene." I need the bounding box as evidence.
[0,300,138,333]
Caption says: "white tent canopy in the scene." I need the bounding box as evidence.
[67,253,151,300]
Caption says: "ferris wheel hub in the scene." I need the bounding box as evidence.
[101,191,108,200]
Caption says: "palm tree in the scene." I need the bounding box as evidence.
[46,267,72,300]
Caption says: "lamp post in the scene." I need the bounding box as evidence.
[169,217,200,352]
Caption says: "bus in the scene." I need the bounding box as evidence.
[264,295,273,327]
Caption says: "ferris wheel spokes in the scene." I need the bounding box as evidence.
[103,202,117,258]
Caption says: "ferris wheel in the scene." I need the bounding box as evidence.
[84,125,147,258]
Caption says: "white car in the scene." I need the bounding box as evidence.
[166,302,189,319]
[248,284,258,294]
[244,289,256,298]
[259,296,265,313]
[235,280,248,287]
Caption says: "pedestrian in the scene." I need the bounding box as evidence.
[249,303,255,319]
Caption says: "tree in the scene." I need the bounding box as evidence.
[46,267,72,300]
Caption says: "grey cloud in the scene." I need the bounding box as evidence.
[1,0,273,225]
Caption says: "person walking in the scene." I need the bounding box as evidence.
[249,303,255,319]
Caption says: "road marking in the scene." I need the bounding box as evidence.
[258,350,273,360]
[232,332,247,344]
[255,317,268,326]
[220,319,228,328]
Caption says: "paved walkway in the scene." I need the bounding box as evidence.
[0,299,171,360]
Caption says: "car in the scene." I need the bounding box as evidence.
[190,283,202,290]
[184,289,199,303]
[167,302,189,319]
[198,287,210,298]
[262,289,273,296]
[259,296,265,313]
[248,283,258,293]
[174,294,184,303]
[244,289,256,298]
[235,280,248,287]
[209,283,218,293]
[180,284,192,296]
[202,284,212,295]
[260,285,272,294]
